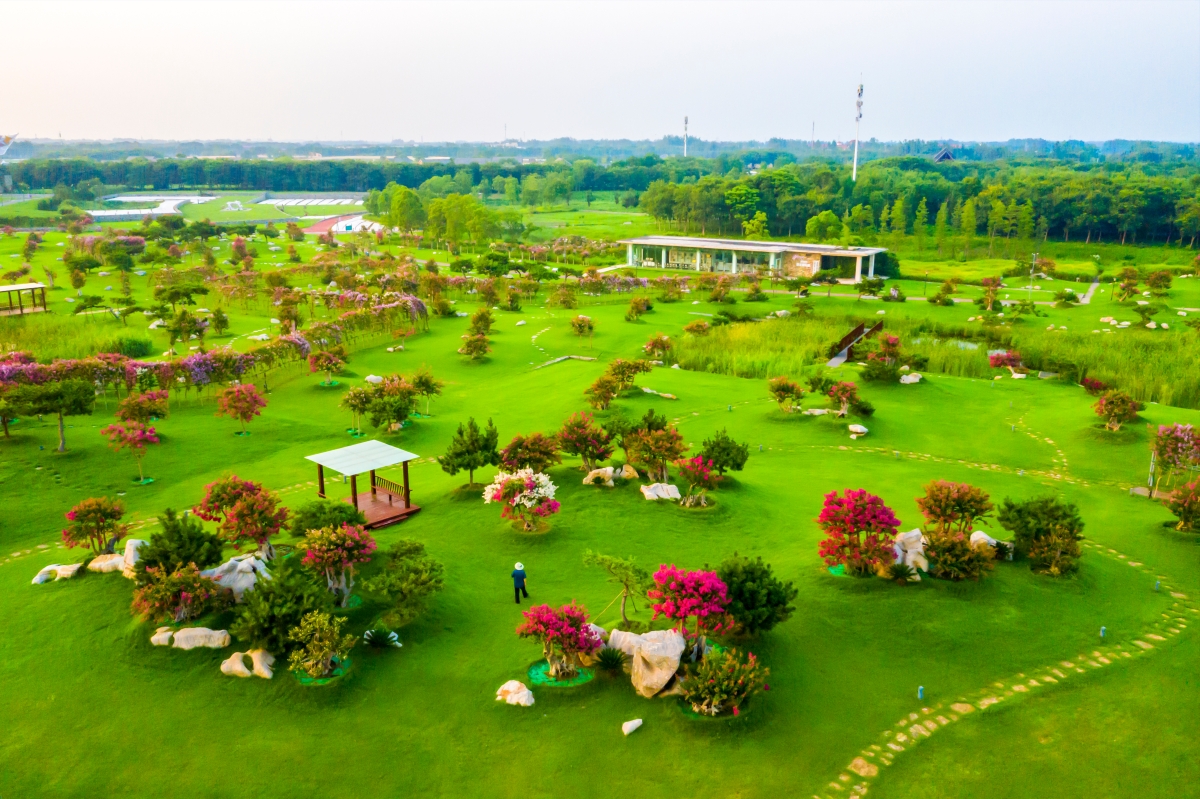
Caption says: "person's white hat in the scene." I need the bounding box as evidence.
[515,562,524,570]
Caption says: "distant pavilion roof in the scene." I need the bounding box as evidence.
[305,440,419,476]
[618,236,885,257]
[0,282,47,293]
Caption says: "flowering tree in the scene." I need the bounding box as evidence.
[459,333,491,360]
[132,564,229,622]
[570,315,594,339]
[878,334,901,365]
[915,480,993,534]
[827,381,859,417]
[768,376,803,412]
[1166,480,1200,531]
[1152,424,1198,494]
[100,421,160,483]
[648,565,731,639]
[1081,376,1108,396]
[339,386,372,434]
[675,456,721,507]
[989,350,1023,376]
[194,475,289,559]
[308,350,346,385]
[301,524,378,607]
[116,389,169,423]
[500,432,562,473]
[816,489,901,576]
[62,496,127,555]
[604,358,653,391]
[979,276,1002,311]
[482,469,561,531]
[626,427,687,483]
[585,374,620,410]
[216,384,267,434]
[557,411,614,471]
[516,602,602,679]
[410,365,444,415]
[1094,389,1143,432]
[643,333,672,360]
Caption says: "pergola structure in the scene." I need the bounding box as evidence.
[304,440,421,529]
[0,282,48,317]
[619,236,887,283]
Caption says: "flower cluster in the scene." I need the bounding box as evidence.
[648,565,731,638]
[515,602,602,679]
[816,489,901,575]
[483,469,560,530]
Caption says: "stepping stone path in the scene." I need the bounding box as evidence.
[813,539,1198,798]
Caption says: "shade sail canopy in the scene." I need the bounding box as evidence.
[305,440,419,476]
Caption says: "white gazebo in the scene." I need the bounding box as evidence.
[305,440,421,528]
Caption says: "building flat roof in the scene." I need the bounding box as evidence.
[618,236,885,257]
[305,440,419,476]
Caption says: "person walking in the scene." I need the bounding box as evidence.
[512,562,529,604]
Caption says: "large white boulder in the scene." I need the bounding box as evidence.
[848,424,869,436]
[893,528,928,578]
[220,652,254,677]
[584,466,615,487]
[172,627,230,650]
[496,680,535,707]
[609,628,687,698]
[899,373,923,384]
[201,554,271,601]
[121,539,148,579]
[150,627,174,646]
[88,553,125,574]
[639,483,681,501]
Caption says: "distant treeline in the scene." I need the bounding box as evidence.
[5,154,1200,246]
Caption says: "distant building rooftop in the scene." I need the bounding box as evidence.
[617,235,886,258]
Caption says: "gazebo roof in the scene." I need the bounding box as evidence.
[305,440,419,476]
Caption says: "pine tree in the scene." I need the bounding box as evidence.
[890,197,906,235]
[437,417,500,486]
[914,198,929,251]
[934,203,949,255]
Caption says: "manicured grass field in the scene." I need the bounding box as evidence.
[1,277,1198,798]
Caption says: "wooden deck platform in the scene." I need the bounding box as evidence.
[343,487,421,529]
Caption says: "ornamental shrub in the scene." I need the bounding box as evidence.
[1026,532,1082,576]
[767,376,803,411]
[683,319,710,336]
[516,602,603,680]
[1152,424,1199,493]
[916,480,994,534]
[231,557,331,655]
[287,611,358,679]
[717,554,797,636]
[626,426,687,483]
[360,539,446,628]
[308,350,346,384]
[815,489,900,576]
[604,358,653,390]
[301,524,378,607]
[132,564,231,623]
[625,295,652,322]
[62,496,127,555]
[861,358,900,383]
[924,532,995,581]
[193,475,289,559]
[133,508,224,586]
[570,314,593,338]
[699,428,749,475]
[828,381,860,417]
[1166,480,1200,532]
[1094,389,1143,431]
[679,648,769,717]
[289,499,366,539]
[468,307,494,335]
[557,411,613,471]
[989,350,1023,375]
[997,495,1085,568]
[458,333,491,360]
[1081,376,1108,396]
[500,432,562,473]
[585,374,620,410]
[643,333,672,360]
[482,469,561,531]
[648,565,731,639]
[675,456,720,507]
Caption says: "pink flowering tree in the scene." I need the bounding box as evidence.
[1153,424,1198,495]
[100,420,160,483]
[62,496,127,555]
[816,489,901,576]
[1166,480,1200,532]
[989,350,1023,376]
[482,469,560,531]
[193,475,289,559]
[116,389,170,424]
[308,350,346,385]
[675,456,721,508]
[827,381,860,417]
[648,565,731,641]
[301,523,378,606]
[516,602,603,679]
[216,383,267,434]
[878,334,901,365]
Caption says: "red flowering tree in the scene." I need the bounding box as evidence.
[1166,480,1200,531]
[648,565,731,639]
[827,381,860,417]
[1080,377,1108,396]
[768,376,803,412]
[1094,389,1143,432]
[643,333,672,360]
[878,334,901,365]
[62,496,127,555]
[499,432,562,473]
[301,523,378,606]
[626,427,687,483]
[116,389,169,423]
[557,411,614,471]
[132,564,230,622]
[308,350,346,385]
[675,456,721,507]
[1153,423,1198,494]
[516,602,603,679]
[915,480,993,534]
[100,421,160,483]
[816,489,901,576]
[989,350,1023,376]
[193,475,288,559]
[216,383,267,434]
[482,469,560,531]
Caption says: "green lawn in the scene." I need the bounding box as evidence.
[1,278,1199,797]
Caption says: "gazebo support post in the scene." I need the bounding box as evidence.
[403,461,411,508]
[370,469,377,496]
[317,464,325,498]
[350,474,359,509]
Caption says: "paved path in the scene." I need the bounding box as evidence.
[1078,278,1102,304]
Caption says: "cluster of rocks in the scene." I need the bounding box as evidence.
[583,464,637,487]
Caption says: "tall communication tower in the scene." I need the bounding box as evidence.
[852,84,863,181]
[683,116,688,157]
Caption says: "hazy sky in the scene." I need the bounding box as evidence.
[3,0,1198,143]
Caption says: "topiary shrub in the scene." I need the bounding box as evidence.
[290,499,367,538]
[133,508,224,586]
[716,553,797,636]
[1026,532,1082,576]
[997,496,1085,575]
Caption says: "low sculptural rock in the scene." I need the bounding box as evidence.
[609,628,686,698]
[622,719,643,736]
[583,467,615,487]
[496,680,535,707]
[87,553,125,574]
[220,652,254,677]
[121,539,148,579]
[970,530,1013,561]
[172,627,230,650]
[201,554,271,601]
[639,483,681,501]
[248,649,275,679]
[32,563,82,584]
[893,528,928,578]
[621,464,638,480]
[899,373,923,384]
[150,627,174,646]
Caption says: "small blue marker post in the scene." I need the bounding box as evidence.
[1155,581,1161,592]
[918,686,924,701]
[727,404,732,412]
[1100,626,1106,639]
